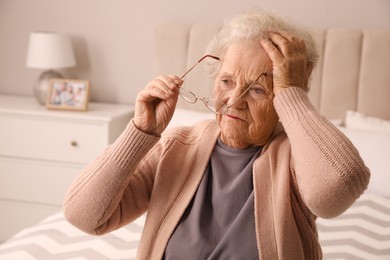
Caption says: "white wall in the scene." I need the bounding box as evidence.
[0,0,389,105]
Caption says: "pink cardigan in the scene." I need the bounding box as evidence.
[63,87,370,259]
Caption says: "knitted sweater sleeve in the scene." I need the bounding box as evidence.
[274,87,370,218]
[63,120,161,235]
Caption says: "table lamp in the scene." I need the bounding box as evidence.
[26,32,76,105]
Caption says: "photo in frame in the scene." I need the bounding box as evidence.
[46,79,90,111]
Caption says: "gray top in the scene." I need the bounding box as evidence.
[164,139,261,259]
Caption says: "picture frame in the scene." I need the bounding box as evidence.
[46,79,90,111]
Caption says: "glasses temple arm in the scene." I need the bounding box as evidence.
[225,73,265,109]
[180,61,200,79]
[180,55,220,79]
[226,85,252,108]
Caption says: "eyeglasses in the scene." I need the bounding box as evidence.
[179,55,266,114]
[179,55,227,114]
[224,72,266,108]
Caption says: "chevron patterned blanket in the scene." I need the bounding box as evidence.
[0,214,146,260]
[0,193,389,260]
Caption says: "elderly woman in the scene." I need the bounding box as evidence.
[64,10,370,259]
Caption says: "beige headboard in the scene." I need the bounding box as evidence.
[154,24,390,120]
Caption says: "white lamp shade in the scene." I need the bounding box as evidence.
[26,32,76,69]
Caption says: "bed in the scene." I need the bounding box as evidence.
[1,25,390,259]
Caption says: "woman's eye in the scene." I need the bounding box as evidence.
[251,86,266,95]
[220,79,234,87]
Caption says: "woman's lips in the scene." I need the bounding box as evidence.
[225,114,244,121]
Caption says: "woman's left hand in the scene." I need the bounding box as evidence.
[259,31,311,95]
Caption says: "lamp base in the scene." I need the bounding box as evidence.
[33,70,64,105]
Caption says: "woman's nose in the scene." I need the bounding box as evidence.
[227,86,248,109]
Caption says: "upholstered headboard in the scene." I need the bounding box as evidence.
[154,24,390,120]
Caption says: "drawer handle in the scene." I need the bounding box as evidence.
[70,141,78,147]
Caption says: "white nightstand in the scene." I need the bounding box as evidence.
[0,95,134,243]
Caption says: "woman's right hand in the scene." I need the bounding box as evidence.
[133,75,182,136]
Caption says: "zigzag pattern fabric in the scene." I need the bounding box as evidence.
[0,214,146,260]
[0,193,389,260]
[317,193,390,259]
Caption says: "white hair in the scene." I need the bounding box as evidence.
[205,9,319,77]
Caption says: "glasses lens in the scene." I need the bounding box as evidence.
[179,88,197,103]
[203,98,228,114]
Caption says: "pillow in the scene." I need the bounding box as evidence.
[345,110,390,133]
[167,108,215,128]
[336,125,390,197]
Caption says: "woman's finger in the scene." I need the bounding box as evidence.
[272,30,295,41]
[140,75,181,101]
[268,32,296,58]
[153,78,174,94]
[134,75,181,136]
[156,75,183,91]
[259,37,284,65]
[139,83,172,103]
[269,31,307,58]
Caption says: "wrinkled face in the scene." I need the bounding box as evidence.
[215,39,279,149]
